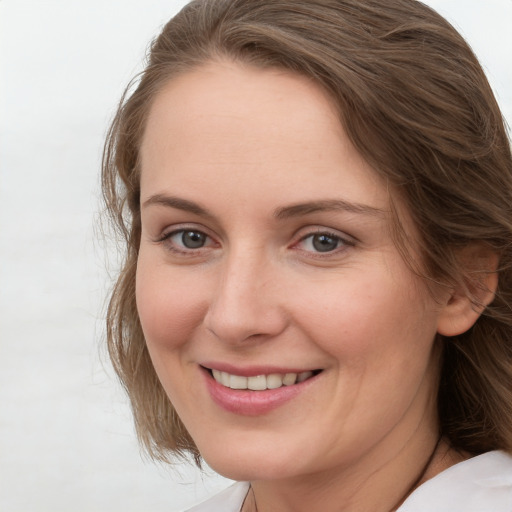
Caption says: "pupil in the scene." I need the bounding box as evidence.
[182,231,205,249]
[312,234,338,252]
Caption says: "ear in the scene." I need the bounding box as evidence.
[437,244,500,337]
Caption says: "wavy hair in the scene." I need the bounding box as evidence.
[102,0,512,463]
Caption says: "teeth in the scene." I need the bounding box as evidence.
[297,371,313,383]
[248,375,267,390]
[283,373,297,386]
[221,371,230,387]
[266,374,284,389]
[230,374,247,389]
[211,370,316,390]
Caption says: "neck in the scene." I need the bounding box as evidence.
[241,436,465,512]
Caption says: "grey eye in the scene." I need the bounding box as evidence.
[311,233,340,252]
[180,230,207,249]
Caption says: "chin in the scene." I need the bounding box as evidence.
[198,439,304,482]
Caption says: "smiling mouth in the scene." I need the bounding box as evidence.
[207,368,322,391]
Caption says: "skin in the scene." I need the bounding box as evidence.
[136,61,479,512]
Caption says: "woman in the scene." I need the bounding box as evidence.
[102,1,512,510]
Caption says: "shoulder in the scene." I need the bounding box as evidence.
[183,482,250,512]
[398,451,512,512]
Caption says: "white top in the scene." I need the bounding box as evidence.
[184,451,512,511]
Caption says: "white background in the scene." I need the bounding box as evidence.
[0,1,510,511]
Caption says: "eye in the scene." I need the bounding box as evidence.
[173,230,208,249]
[160,228,216,253]
[296,231,353,254]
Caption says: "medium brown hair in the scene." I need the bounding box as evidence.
[102,0,512,463]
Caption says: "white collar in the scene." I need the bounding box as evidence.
[186,451,512,511]
[398,450,512,511]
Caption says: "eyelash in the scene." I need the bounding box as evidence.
[293,230,355,256]
[156,227,355,257]
[157,228,217,254]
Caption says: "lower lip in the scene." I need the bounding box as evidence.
[203,369,319,416]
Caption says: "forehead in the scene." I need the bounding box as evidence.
[139,60,399,224]
[141,60,344,162]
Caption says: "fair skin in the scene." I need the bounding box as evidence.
[136,61,478,512]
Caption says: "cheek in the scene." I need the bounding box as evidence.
[135,259,212,414]
[288,266,438,363]
[135,258,208,351]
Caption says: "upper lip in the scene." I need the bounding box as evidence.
[200,362,321,377]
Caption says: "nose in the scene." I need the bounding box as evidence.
[203,248,288,345]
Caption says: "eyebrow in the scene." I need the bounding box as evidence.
[274,199,387,219]
[142,194,214,218]
[142,194,386,220]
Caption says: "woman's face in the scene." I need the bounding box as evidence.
[137,61,447,482]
